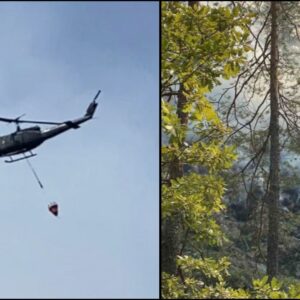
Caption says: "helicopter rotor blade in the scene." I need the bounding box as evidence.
[0,117,62,125]
[16,119,63,125]
[0,117,16,123]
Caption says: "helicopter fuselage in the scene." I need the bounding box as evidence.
[0,95,98,161]
[0,126,43,156]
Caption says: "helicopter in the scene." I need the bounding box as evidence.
[0,90,100,163]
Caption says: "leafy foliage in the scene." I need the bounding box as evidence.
[161,1,256,298]
[162,2,253,93]
[162,270,300,299]
[162,1,300,298]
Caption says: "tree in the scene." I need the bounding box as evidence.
[161,0,253,294]
[267,0,280,279]
[215,1,300,279]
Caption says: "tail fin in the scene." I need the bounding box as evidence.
[85,90,100,117]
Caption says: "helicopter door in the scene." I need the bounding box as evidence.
[11,132,23,146]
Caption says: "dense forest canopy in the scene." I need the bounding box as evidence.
[161,1,300,298]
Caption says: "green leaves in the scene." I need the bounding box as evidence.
[223,61,241,79]
[177,255,231,282]
[162,172,226,246]
[250,276,300,299]
[163,271,300,299]
[162,2,253,94]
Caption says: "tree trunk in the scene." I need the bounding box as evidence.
[161,85,188,275]
[267,1,280,279]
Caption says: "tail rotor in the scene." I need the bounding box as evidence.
[85,90,100,117]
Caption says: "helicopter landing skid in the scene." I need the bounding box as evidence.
[5,152,37,163]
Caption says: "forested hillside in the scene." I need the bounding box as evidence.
[161,1,300,298]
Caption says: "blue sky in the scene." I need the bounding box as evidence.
[0,2,158,298]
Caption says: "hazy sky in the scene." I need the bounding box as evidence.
[0,2,158,298]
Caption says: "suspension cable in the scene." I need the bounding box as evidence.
[25,157,44,189]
